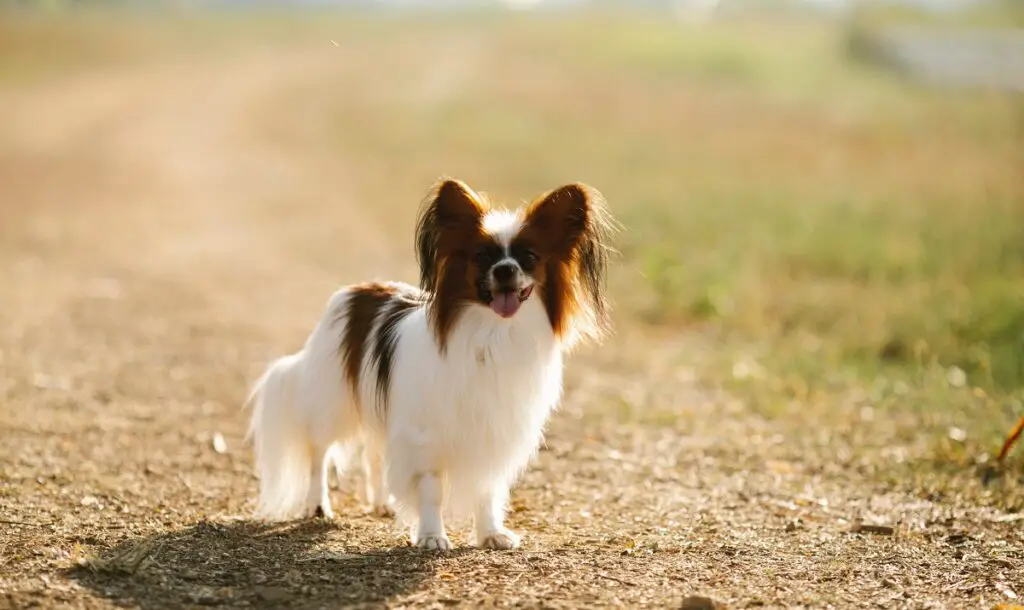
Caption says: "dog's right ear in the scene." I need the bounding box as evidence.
[415,178,487,291]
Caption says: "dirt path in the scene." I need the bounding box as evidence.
[1,32,1021,610]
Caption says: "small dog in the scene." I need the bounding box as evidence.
[247,178,615,550]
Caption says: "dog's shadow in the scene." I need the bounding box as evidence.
[64,518,461,609]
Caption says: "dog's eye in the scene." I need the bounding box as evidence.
[475,249,494,266]
[519,250,539,270]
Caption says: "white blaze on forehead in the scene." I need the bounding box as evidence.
[481,209,523,248]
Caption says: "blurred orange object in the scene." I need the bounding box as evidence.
[997,416,1024,462]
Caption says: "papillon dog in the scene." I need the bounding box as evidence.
[247,178,615,550]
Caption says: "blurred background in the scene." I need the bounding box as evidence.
[1,0,1022,485]
[1,0,1023,605]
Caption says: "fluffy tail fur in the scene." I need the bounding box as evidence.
[246,353,312,520]
[245,289,366,521]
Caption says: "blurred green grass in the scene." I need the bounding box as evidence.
[2,9,1021,457]
[850,0,1024,29]
[400,15,1022,396]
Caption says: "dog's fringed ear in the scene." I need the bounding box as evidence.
[573,184,617,342]
[524,184,592,257]
[415,178,487,291]
[526,183,618,344]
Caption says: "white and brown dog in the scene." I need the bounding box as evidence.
[247,178,615,550]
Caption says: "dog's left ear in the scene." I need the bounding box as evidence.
[415,178,487,291]
[525,183,617,342]
[523,184,592,258]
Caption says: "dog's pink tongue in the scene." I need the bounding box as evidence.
[491,292,521,318]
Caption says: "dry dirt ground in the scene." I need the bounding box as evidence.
[1,19,1022,610]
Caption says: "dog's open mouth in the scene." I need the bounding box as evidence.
[490,285,533,318]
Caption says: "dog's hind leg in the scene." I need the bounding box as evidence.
[362,441,394,517]
[304,440,336,519]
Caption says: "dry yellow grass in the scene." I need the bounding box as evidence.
[0,10,1021,608]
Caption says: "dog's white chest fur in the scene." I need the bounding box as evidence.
[383,296,563,514]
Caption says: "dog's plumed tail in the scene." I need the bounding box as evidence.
[247,353,312,520]
[245,291,364,521]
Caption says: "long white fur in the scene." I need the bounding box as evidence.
[247,212,563,549]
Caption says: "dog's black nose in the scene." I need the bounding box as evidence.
[492,261,516,284]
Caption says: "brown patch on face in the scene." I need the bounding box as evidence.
[519,183,616,345]
[340,283,397,403]
[415,178,491,350]
[414,178,616,349]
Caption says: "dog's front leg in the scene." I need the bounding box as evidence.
[474,485,520,550]
[412,472,451,551]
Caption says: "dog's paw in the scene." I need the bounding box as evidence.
[367,503,395,518]
[309,504,334,520]
[416,533,452,552]
[479,528,521,550]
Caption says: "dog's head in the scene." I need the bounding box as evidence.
[415,178,616,350]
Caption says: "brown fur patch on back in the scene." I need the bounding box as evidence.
[340,283,427,414]
[340,283,397,404]
[369,289,426,412]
